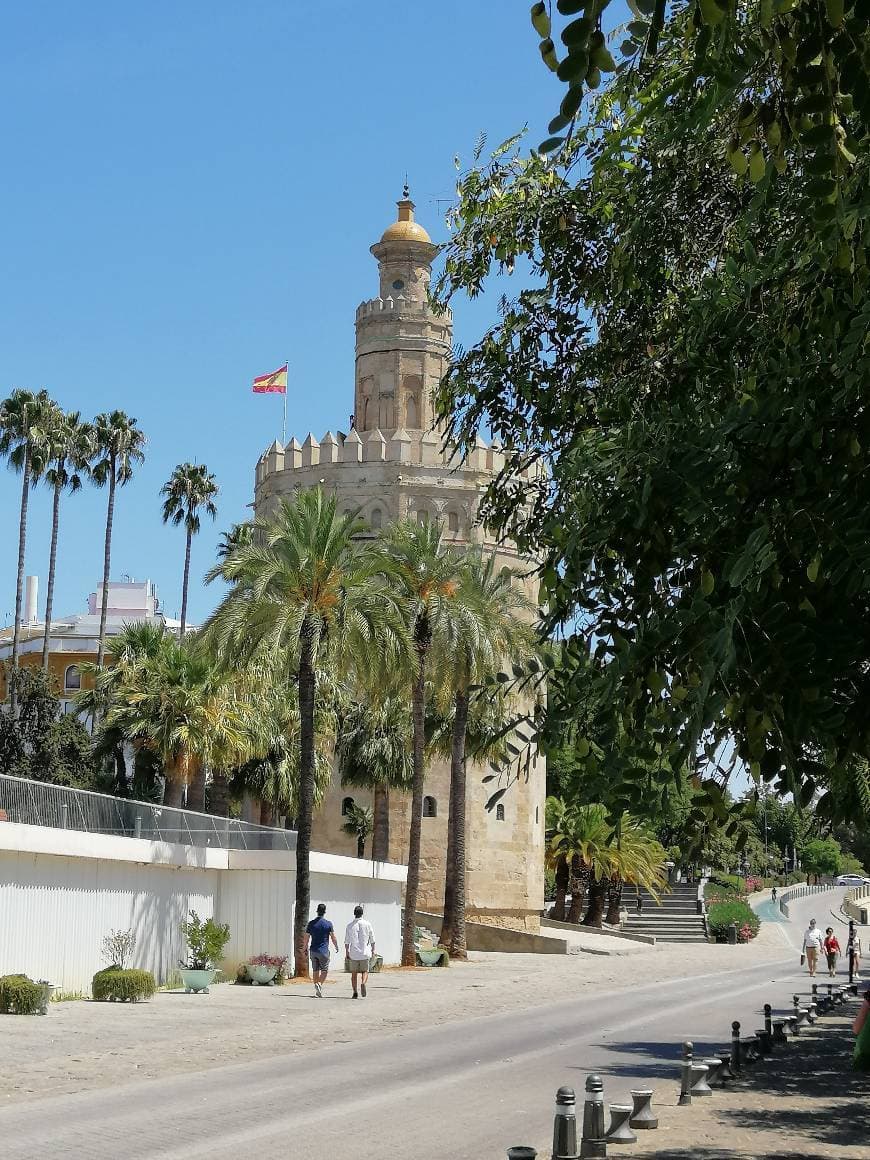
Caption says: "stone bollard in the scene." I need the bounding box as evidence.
[605,1106,636,1145]
[755,1028,774,1056]
[679,1041,694,1104]
[772,1019,788,1046]
[703,1057,723,1087]
[807,1001,818,1024]
[580,1075,607,1160]
[717,1051,735,1082]
[740,1036,759,1065]
[628,1090,658,1130]
[784,1014,798,1036]
[690,1060,711,1096]
[507,1150,537,1160]
[552,1086,580,1160]
[731,1022,742,1073]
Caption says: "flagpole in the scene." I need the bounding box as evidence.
[282,361,288,443]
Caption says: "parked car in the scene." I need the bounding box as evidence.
[835,873,870,887]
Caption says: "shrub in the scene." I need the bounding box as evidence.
[91,967,156,1003]
[706,900,760,942]
[181,911,231,970]
[0,974,44,1014]
[101,928,136,969]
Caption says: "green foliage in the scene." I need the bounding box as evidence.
[0,974,43,1015]
[181,910,231,970]
[706,900,760,942]
[91,967,156,1003]
[841,853,867,876]
[436,0,870,830]
[800,837,842,878]
[341,801,373,857]
[0,665,100,787]
[704,874,747,901]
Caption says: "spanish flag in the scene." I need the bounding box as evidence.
[252,364,288,394]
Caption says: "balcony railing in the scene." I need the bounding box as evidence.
[0,772,296,852]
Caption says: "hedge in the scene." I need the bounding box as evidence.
[92,967,156,1003]
[706,900,760,943]
[0,974,43,1015]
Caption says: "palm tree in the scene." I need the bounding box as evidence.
[91,412,146,666]
[40,409,94,669]
[336,696,413,862]
[160,463,219,636]
[373,521,463,966]
[217,521,253,561]
[601,816,668,925]
[547,801,612,924]
[433,553,535,959]
[203,487,409,977]
[0,389,53,711]
[341,801,374,858]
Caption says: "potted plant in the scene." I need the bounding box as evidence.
[179,911,231,994]
[245,953,287,986]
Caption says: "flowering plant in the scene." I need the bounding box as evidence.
[248,953,287,969]
[736,923,755,944]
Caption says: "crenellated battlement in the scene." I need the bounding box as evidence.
[255,428,538,488]
[355,295,452,322]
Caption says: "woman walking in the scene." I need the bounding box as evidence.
[802,918,824,977]
[823,927,841,977]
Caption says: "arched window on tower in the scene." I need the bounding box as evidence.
[64,665,81,692]
[447,510,460,535]
[496,803,506,821]
[370,507,383,530]
[341,796,355,817]
[406,393,418,428]
[423,795,437,818]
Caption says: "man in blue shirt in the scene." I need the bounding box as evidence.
[304,902,338,997]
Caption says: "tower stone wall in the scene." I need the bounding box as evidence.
[253,196,546,933]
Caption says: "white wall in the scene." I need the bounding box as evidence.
[0,826,405,993]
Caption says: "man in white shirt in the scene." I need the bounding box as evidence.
[345,905,376,999]
[802,918,824,976]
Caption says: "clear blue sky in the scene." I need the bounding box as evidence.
[0,0,576,626]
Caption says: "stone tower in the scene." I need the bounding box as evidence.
[254,194,546,934]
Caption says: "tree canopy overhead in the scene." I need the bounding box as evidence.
[434,0,870,831]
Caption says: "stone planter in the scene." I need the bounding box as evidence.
[246,964,278,986]
[180,968,217,994]
[416,948,448,967]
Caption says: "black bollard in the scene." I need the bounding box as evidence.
[679,1041,694,1105]
[605,1105,636,1146]
[755,1028,773,1056]
[552,1086,580,1160]
[731,1022,742,1073]
[764,1004,773,1038]
[807,1001,818,1024]
[772,1019,788,1046]
[580,1075,606,1160]
[628,1090,658,1130]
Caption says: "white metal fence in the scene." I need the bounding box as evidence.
[0,773,296,851]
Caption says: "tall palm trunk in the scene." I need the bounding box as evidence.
[605,878,624,926]
[180,526,193,636]
[293,625,316,978]
[372,783,390,862]
[163,762,185,808]
[260,800,275,828]
[441,688,469,958]
[10,444,31,714]
[187,761,206,812]
[567,857,586,923]
[401,646,427,966]
[356,833,365,858]
[550,855,569,921]
[97,462,116,667]
[210,768,229,817]
[42,474,62,670]
[582,876,608,927]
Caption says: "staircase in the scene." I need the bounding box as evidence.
[621,881,709,943]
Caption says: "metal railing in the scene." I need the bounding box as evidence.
[0,773,296,852]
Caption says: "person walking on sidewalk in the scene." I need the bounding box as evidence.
[850,925,863,979]
[771,885,778,903]
[802,918,824,976]
[304,902,338,998]
[823,927,841,977]
[345,904,376,999]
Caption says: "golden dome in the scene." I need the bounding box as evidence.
[380,192,431,244]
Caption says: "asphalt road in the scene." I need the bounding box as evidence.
[0,889,846,1160]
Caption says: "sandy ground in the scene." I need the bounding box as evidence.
[0,921,792,1105]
